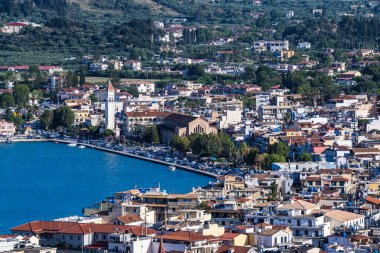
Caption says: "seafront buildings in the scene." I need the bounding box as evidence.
[1,73,380,252]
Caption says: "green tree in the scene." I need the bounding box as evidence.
[52,106,74,129]
[13,84,30,107]
[299,153,312,162]
[245,148,258,165]
[196,201,210,210]
[297,84,320,107]
[187,64,205,79]
[5,109,24,126]
[171,135,190,152]
[30,89,43,105]
[268,181,279,201]
[65,71,78,87]
[125,86,139,98]
[244,65,256,81]
[312,74,338,103]
[110,69,120,84]
[0,92,15,108]
[143,125,160,144]
[40,110,53,130]
[267,141,290,158]
[79,66,87,85]
[239,142,250,161]
[255,153,265,169]
[90,94,99,103]
[103,129,115,137]
[27,111,34,121]
[242,96,256,110]
[263,154,286,170]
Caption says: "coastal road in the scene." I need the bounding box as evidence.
[52,139,220,178]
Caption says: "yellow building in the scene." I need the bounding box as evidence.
[220,233,248,246]
[73,110,90,125]
[281,50,295,58]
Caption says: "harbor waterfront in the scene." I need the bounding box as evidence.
[0,142,213,232]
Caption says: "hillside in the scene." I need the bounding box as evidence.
[1,0,379,66]
[0,0,198,20]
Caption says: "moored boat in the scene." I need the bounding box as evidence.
[67,143,77,147]
[168,166,176,171]
[78,145,85,149]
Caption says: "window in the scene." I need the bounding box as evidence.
[308,220,313,227]
[297,220,301,226]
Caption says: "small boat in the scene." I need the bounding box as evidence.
[67,143,77,147]
[78,145,86,149]
[168,166,176,171]
[54,141,59,144]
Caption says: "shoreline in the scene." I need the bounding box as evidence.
[2,138,219,178]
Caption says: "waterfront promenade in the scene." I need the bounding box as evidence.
[0,137,219,178]
[54,139,219,178]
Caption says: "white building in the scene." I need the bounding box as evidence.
[105,81,115,130]
[218,109,242,129]
[255,228,293,248]
[298,42,311,49]
[122,111,170,136]
[253,40,289,52]
[324,210,365,234]
[128,82,155,94]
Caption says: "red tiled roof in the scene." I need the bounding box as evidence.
[216,245,251,253]
[125,111,171,118]
[117,214,143,224]
[107,81,114,91]
[11,221,156,236]
[6,22,28,26]
[220,233,241,240]
[0,235,17,239]
[236,198,250,203]
[306,177,321,181]
[366,196,380,205]
[331,177,349,182]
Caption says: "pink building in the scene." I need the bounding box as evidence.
[0,120,16,137]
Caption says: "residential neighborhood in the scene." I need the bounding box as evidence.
[1,0,380,253]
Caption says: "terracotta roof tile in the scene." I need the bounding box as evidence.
[11,221,156,236]
[216,245,252,253]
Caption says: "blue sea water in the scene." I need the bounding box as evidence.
[0,142,212,232]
